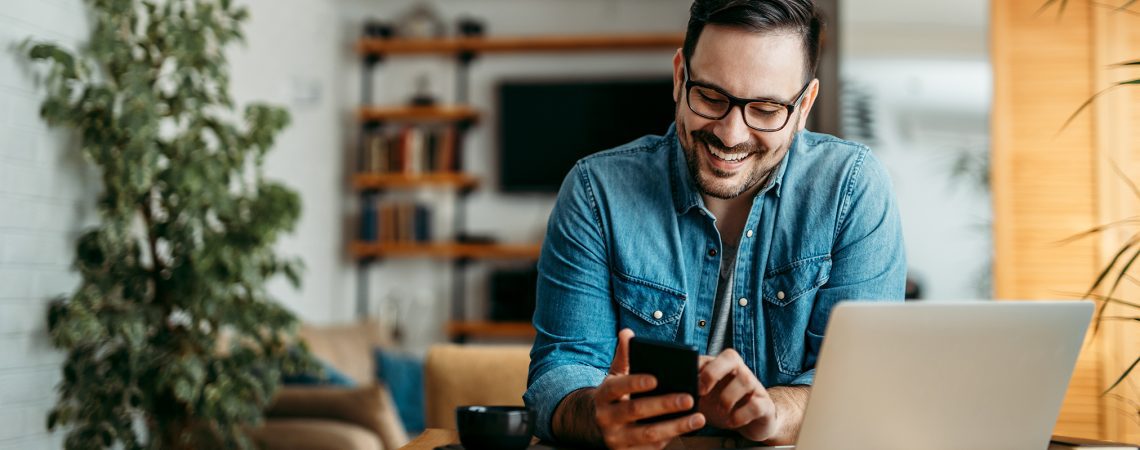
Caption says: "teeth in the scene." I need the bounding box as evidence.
[709,147,748,162]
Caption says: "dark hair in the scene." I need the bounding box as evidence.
[683,0,824,82]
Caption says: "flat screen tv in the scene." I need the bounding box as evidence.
[498,77,677,193]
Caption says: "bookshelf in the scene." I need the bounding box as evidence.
[353,31,683,341]
[349,242,542,260]
[357,105,479,123]
[352,173,479,191]
[357,33,685,55]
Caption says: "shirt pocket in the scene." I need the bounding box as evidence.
[612,272,687,342]
[761,254,832,375]
[762,254,832,307]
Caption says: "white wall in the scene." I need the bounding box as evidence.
[841,0,993,299]
[228,0,349,324]
[0,1,88,447]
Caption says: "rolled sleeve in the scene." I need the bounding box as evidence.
[789,368,815,386]
[527,162,617,443]
[524,364,608,442]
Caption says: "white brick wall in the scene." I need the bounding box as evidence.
[0,0,349,446]
[1,1,90,448]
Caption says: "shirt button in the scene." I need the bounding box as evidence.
[777,291,786,300]
[708,248,717,257]
[698,320,707,328]
[653,310,664,320]
[746,230,754,238]
[739,298,748,307]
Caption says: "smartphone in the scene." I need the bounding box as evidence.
[628,336,700,424]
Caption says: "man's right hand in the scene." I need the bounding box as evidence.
[589,329,706,449]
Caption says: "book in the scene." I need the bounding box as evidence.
[1049,436,1138,449]
[359,197,377,242]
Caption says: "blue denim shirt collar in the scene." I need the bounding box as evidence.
[668,123,792,216]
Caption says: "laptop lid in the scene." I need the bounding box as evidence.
[794,300,1092,450]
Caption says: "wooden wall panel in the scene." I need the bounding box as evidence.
[993,0,1140,443]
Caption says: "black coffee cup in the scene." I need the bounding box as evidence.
[455,406,533,450]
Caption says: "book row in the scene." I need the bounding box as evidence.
[358,125,459,175]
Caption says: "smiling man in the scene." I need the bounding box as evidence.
[523,0,906,448]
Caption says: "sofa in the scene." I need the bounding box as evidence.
[422,344,532,430]
[247,321,409,450]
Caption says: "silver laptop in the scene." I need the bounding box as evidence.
[743,300,1092,450]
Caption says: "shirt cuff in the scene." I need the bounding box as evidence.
[524,364,607,442]
[789,368,816,386]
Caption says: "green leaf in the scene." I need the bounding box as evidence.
[1058,79,1140,132]
[1101,316,1140,322]
[1102,354,1140,395]
[1083,234,1140,299]
[1057,217,1140,244]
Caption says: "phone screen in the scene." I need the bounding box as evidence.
[628,336,700,424]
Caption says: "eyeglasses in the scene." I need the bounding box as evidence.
[683,64,811,132]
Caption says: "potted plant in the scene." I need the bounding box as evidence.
[24,0,316,448]
[1043,0,1140,426]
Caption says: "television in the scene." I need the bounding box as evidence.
[497,77,678,193]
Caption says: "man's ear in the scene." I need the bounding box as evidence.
[797,78,821,131]
[672,49,685,104]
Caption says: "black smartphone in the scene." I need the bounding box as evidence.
[628,336,700,424]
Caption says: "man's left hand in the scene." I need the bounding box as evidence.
[697,349,781,441]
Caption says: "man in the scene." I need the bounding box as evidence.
[524,0,906,448]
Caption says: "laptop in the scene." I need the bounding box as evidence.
[740,300,1093,450]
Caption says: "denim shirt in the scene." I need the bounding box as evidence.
[524,124,906,442]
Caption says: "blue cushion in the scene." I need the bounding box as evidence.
[375,348,425,434]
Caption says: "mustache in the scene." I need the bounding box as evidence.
[691,129,761,155]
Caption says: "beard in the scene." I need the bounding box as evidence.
[677,115,797,200]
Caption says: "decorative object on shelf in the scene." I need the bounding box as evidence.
[410,74,438,107]
[364,18,395,39]
[397,2,447,39]
[24,0,317,448]
[456,16,486,38]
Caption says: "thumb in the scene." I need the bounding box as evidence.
[609,328,635,376]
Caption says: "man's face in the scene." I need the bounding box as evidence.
[673,25,818,200]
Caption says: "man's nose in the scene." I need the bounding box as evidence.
[713,105,752,149]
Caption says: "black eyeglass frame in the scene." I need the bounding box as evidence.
[682,63,812,132]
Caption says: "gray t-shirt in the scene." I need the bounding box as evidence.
[707,244,739,355]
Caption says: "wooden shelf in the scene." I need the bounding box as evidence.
[350,242,542,260]
[358,105,479,123]
[353,173,478,191]
[446,321,535,339]
[357,33,685,56]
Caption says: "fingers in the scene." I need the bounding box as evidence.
[718,373,767,412]
[598,393,694,425]
[610,328,636,376]
[729,393,774,429]
[699,348,745,395]
[596,374,657,404]
[698,355,714,370]
[602,412,706,449]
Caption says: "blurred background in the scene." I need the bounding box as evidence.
[3,0,1138,448]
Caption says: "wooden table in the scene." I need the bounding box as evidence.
[400,428,769,450]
